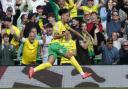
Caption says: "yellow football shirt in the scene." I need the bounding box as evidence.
[57,0,78,20]
[65,0,78,18]
[5,25,20,49]
[38,19,43,30]
[22,39,39,65]
[82,5,99,13]
[53,21,67,35]
[51,21,68,45]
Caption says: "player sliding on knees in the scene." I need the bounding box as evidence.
[28,8,92,79]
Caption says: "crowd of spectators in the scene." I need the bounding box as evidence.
[0,0,128,66]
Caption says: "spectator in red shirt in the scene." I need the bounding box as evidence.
[86,12,103,37]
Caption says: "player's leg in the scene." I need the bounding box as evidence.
[28,55,55,79]
[58,46,83,74]
[28,43,58,79]
[64,51,92,79]
[57,45,92,79]
[34,55,55,72]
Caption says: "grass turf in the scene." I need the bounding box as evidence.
[0,87,128,89]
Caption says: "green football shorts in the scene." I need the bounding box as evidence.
[48,42,67,59]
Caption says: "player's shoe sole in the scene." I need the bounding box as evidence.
[82,72,92,79]
[28,67,35,79]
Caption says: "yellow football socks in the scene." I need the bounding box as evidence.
[34,62,52,72]
[34,56,84,75]
[70,56,84,75]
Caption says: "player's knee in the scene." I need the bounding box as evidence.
[66,51,73,59]
[48,55,55,65]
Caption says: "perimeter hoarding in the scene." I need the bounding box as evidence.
[0,66,128,88]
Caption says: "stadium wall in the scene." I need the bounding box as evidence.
[0,66,128,88]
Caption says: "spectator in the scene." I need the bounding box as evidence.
[98,38,119,64]
[18,27,42,65]
[27,0,46,13]
[20,29,45,65]
[94,16,106,55]
[64,0,80,18]
[1,0,16,15]
[119,40,128,64]
[0,1,3,13]
[36,5,48,32]
[123,0,128,14]
[86,12,103,37]
[83,12,91,24]
[0,33,16,66]
[47,0,81,20]
[0,1,3,20]
[47,13,56,26]
[122,16,128,40]
[106,7,122,38]
[112,32,126,50]
[99,5,107,31]
[119,8,127,23]
[119,0,128,15]
[52,0,79,19]
[76,23,98,65]
[36,5,44,21]
[17,14,28,31]
[47,13,57,35]
[12,0,24,26]
[3,6,13,20]
[17,4,29,30]
[78,0,104,13]
[23,12,40,38]
[45,0,61,21]
[70,17,82,40]
[42,23,53,63]
[2,17,20,49]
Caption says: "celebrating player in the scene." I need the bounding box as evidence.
[28,8,92,79]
